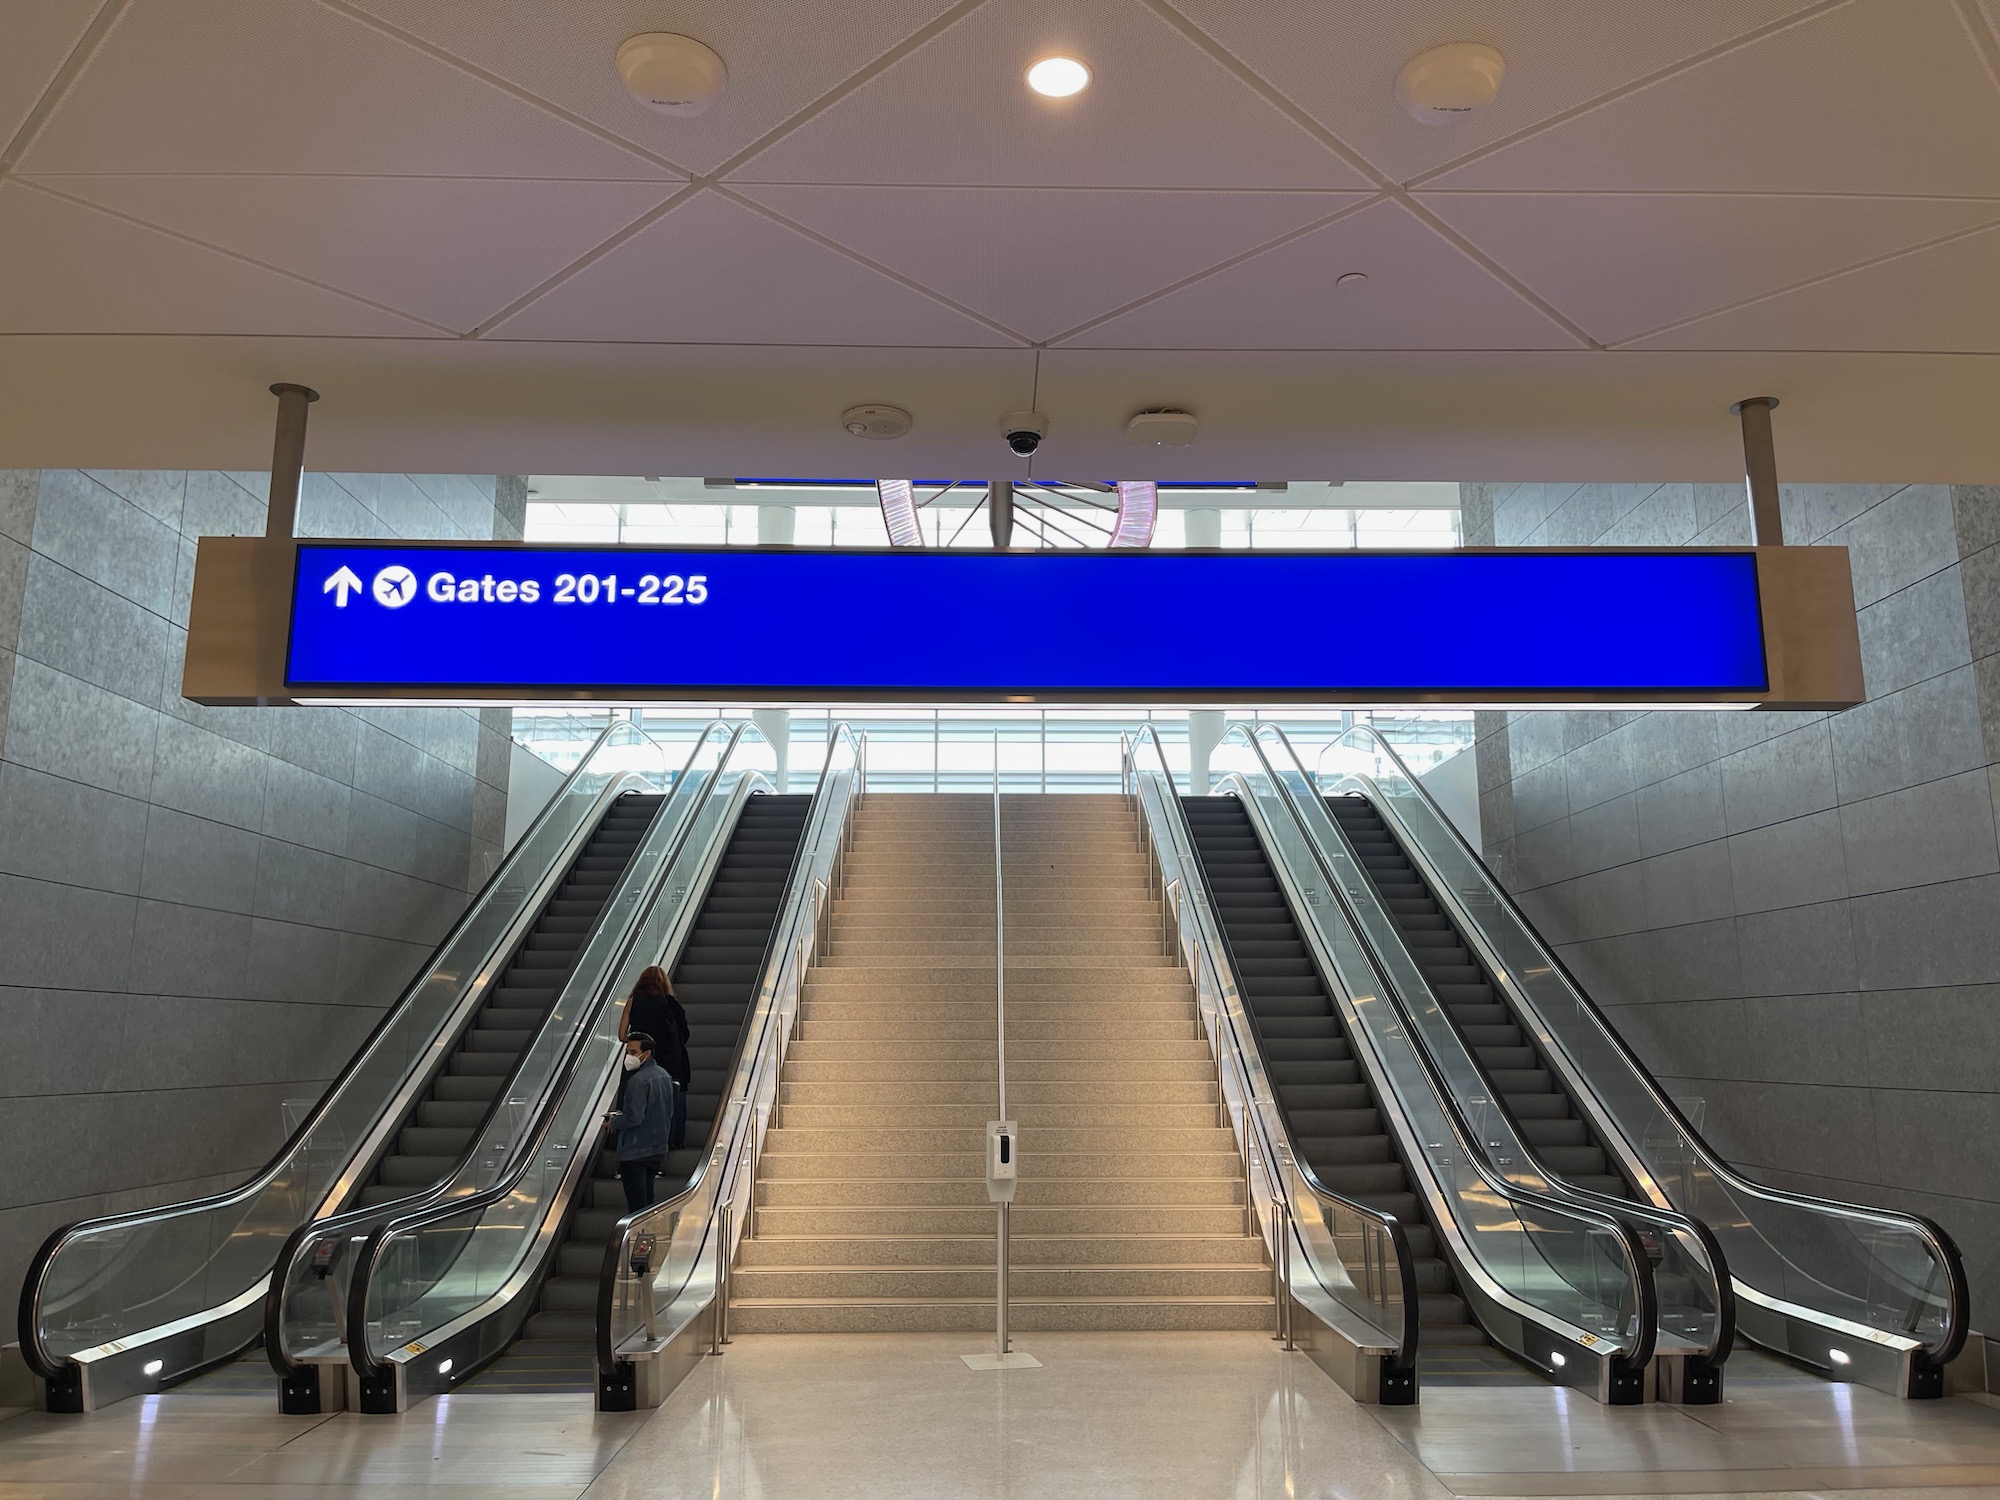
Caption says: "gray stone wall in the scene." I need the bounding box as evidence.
[1466,479,2000,1327]
[0,469,518,1304]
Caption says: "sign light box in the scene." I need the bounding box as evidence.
[181,540,1863,709]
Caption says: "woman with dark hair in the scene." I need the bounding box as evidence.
[620,965,690,1148]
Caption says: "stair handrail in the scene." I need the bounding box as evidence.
[17,714,685,1409]
[262,720,746,1403]
[339,722,785,1407]
[1190,726,1664,1397]
[1319,724,1970,1382]
[1123,728,1421,1396]
[1246,723,1734,1391]
[592,724,867,1406]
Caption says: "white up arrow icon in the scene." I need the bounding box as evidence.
[324,566,363,607]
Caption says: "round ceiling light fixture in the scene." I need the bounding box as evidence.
[616,33,729,116]
[1394,42,1505,125]
[1336,271,1369,287]
[1026,56,1091,98]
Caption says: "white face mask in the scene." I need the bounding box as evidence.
[622,1052,644,1072]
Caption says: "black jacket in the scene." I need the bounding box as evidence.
[628,993,692,1089]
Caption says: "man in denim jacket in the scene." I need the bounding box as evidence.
[606,1032,676,1211]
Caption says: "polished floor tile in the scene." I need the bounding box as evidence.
[5,1337,2000,1499]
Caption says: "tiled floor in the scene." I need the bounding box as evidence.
[4,1335,2000,1499]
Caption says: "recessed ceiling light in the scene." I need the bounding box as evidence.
[1336,272,1368,287]
[1027,57,1091,98]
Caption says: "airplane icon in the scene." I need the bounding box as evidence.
[372,566,418,609]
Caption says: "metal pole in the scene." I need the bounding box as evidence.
[989,480,1014,549]
[264,383,320,539]
[717,1201,733,1348]
[993,731,1009,1355]
[1732,396,1783,545]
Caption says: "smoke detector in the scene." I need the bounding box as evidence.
[616,33,729,117]
[841,404,913,440]
[1126,409,1198,448]
[1395,43,1505,125]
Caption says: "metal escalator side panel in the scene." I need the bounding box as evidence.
[1320,724,1969,1391]
[18,717,691,1412]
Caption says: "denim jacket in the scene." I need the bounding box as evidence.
[613,1060,675,1161]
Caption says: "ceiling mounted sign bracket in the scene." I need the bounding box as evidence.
[265,383,320,541]
[1731,396,1783,546]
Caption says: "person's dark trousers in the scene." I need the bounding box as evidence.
[671,1087,688,1150]
[620,1155,665,1213]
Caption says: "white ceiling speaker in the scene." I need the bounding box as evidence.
[841,404,913,440]
[1395,43,1505,125]
[1127,409,1198,448]
[616,33,728,117]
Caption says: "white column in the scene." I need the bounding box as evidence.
[1184,506,1222,549]
[757,504,796,546]
[1188,710,1224,796]
[754,504,796,792]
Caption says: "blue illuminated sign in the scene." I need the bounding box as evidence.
[285,544,1767,699]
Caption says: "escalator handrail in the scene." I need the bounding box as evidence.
[340,722,778,1384]
[593,725,865,1379]
[1208,725,1661,1373]
[1249,724,1734,1366]
[1124,729,1421,1367]
[15,715,686,1382]
[261,730,731,1383]
[1321,723,1970,1367]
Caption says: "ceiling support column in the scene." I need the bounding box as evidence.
[989,480,1014,549]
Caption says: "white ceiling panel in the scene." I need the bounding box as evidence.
[731,0,1365,189]
[1632,222,2000,351]
[0,0,104,148]
[1163,0,1821,185]
[22,0,671,179]
[1061,199,1576,350]
[734,184,1369,341]
[0,183,434,335]
[1430,0,2000,196]
[1423,192,2000,346]
[33,174,675,333]
[489,189,1018,345]
[343,0,967,177]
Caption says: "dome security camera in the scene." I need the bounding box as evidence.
[1000,411,1049,457]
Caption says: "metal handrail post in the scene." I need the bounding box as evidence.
[992,731,1009,1355]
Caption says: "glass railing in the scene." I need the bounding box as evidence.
[1319,724,1969,1390]
[1242,725,1731,1390]
[16,718,684,1409]
[1199,727,1660,1397]
[595,726,864,1405]
[1124,729,1420,1400]
[342,725,799,1409]
[265,722,744,1396]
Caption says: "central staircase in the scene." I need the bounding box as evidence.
[731,793,1273,1333]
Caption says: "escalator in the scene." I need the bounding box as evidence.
[1317,724,1970,1398]
[469,793,812,1391]
[20,720,694,1412]
[1327,794,1630,1203]
[1181,795,1536,1386]
[358,793,665,1209]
